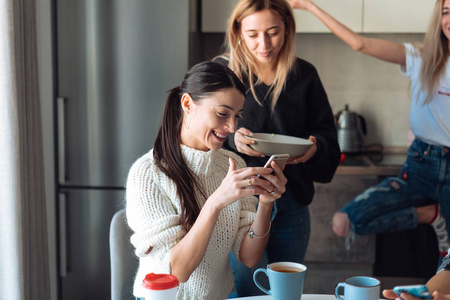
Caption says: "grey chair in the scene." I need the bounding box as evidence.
[110,208,138,300]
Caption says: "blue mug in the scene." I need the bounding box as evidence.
[335,276,381,300]
[253,262,307,300]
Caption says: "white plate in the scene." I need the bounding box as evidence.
[245,133,313,157]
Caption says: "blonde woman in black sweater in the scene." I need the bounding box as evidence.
[215,0,340,296]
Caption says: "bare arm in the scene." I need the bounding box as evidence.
[238,200,273,267]
[427,270,450,295]
[383,289,450,300]
[382,271,450,299]
[288,0,406,66]
[238,161,287,266]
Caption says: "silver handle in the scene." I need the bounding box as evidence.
[57,97,67,184]
[59,193,67,277]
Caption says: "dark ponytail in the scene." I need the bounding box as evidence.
[153,61,245,231]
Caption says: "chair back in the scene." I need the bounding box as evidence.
[110,208,138,300]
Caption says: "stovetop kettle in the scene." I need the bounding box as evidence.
[335,104,367,153]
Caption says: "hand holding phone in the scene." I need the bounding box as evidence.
[257,154,289,177]
[393,285,432,299]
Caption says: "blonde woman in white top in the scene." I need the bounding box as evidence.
[126,61,287,300]
[289,0,450,259]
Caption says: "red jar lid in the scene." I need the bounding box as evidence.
[142,273,179,290]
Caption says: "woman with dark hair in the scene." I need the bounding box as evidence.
[126,61,287,300]
[215,0,340,296]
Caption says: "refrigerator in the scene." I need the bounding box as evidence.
[55,0,191,299]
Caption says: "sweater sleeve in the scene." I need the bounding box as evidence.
[300,62,341,183]
[125,154,185,272]
[226,151,258,261]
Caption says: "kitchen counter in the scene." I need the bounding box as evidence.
[336,150,407,176]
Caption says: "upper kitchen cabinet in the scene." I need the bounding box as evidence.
[202,0,238,32]
[363,0,434,33]
[294,0,362,33]
[201,0,433,34]
[201,0,361,33]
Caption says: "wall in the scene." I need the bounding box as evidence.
[193,33,425,148]
[297,33,424,148]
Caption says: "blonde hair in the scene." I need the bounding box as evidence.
[419,0,449,102]
[225,0,296,110]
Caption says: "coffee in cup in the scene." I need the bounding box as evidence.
[335,275,381,300]
[253,262,307,300]
[142,273,178,300]
[270,265,302,273]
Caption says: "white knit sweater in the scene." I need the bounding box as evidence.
[126,145,257,300]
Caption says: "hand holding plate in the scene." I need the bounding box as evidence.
[235,128,265,157]
[286,136,317,165]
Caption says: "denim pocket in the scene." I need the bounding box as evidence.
[407,142,426,161]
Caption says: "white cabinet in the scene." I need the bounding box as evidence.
[201,0,434,33]
[294,0,362,33]
[363,0,434,33]
[201,0,361,33]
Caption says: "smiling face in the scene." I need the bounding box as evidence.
[442,0,450,41]
[180,88,244,151]
[240,8,286,68]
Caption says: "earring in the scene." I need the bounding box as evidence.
[185,115,191,130]
[238,40,241,46]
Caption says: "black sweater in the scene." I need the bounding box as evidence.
[219,57,340,206]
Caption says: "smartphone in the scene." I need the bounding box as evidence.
[257,154,290,177]
[393,285,432,299]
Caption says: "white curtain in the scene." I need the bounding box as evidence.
[0,0,50,299]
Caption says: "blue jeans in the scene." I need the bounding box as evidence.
[230,189,311,297]
[340,139,450,237]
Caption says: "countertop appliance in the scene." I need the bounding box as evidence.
[55,1,191,299]
[335,104,367,153]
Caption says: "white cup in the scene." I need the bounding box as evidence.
[142,273,178,300]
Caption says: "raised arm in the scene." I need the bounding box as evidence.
[288,0,406,66]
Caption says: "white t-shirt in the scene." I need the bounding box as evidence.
[401,43,450,147]
[126,145,257,300]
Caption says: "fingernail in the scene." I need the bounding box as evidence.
[248,132,253,137]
